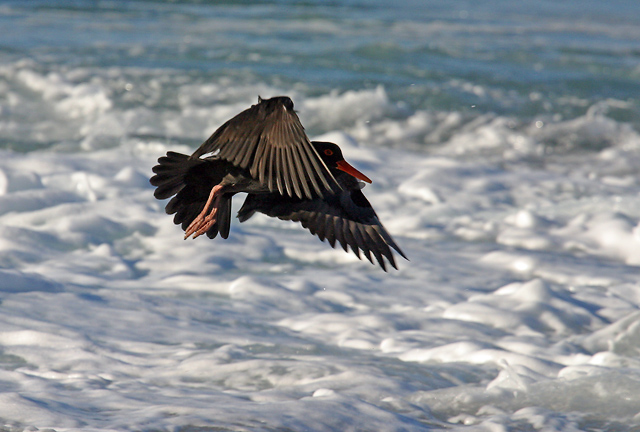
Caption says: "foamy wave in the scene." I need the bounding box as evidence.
[2,61,638,165]
[300,86,392,132]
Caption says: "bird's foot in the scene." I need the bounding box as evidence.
[184,208,218,239]
[183,184,223,240]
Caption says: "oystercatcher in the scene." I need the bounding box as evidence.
[150,96,407,270]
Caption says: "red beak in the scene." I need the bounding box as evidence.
[336,160,372,184]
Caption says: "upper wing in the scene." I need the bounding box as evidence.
[191,97,338,200]
[238,188,407,271]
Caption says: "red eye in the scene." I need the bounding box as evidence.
[324,149,333,156]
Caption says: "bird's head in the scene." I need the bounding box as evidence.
[312,141,372,184]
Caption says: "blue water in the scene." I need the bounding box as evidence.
[1,0,639,151]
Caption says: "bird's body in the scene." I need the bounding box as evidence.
[150,96,407,270]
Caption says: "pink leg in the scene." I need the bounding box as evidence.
[184,184,223,240]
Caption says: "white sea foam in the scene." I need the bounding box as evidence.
[1,46,640,432]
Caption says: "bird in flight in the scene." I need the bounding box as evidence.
[150,96,407,270]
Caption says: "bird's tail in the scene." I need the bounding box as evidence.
[151,151,198,199]
[150,152,233,239]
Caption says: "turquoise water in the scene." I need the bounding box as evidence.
[1,0,639,151]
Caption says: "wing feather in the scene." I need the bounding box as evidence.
[282,145,297,198]
[291,144,313,199]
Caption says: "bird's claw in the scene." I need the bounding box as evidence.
[184,184,223,240]
[184,209,218,239]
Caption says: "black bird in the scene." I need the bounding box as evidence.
[150,96,407,270]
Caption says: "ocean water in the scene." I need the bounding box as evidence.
[1,0,640,430]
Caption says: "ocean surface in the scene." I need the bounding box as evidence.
[1,0,640,430]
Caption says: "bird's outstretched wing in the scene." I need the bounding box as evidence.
[191,96,338,200]
[238,187,407,271]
